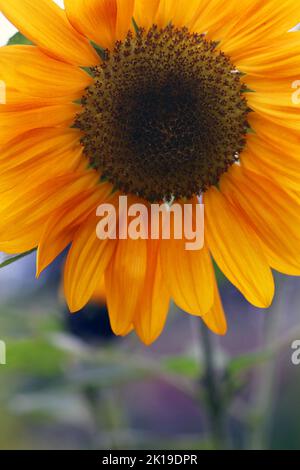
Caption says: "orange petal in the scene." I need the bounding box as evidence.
[115,0,135,42]
[204,186,274,308]
[134,0,160,30]
[241,136,300,192]
[0,128,81,174]
[64,194,119,312]
[0,141,83,194]
[0,46,92,104]
[134,240,170,346]
[236,32,300,78]
[0,172,96,253]
[202,278,227,336]
[249,114,300,157]
[221,165,300,276]
[154,0,202,28]
[65,0,134,50]
[105,238,147,336]
[37,182,113,276]
[0,104,78,145]
[220,0,300,61]
[161,241,214,316]
[160,200,214,316]
[188,0,241,38]
[0,232,40,254]
[0,0,98,66]
[91,276,106,305]
[0,171,97,239]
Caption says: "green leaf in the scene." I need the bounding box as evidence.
[227,349,273,376]
[91,41,107,61]
[246,126,256,135]
[5,338,67,376]
[132,17,140,34]
[0,249,36,269]
[7,32,32,46]
[213,260,227,286]
[242,87,255,94]
[163,355,201,378]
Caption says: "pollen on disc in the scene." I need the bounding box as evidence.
[76,25,250,203]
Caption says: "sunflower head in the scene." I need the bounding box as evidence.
[0,0,299,345]
[77,24,250,202]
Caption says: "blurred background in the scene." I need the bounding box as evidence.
[1,252,300,450]
[1,1,300,452]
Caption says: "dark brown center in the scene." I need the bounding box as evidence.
[76,25,250,202]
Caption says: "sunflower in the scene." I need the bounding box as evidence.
[0,0,299,345]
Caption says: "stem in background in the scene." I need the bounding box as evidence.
[84,386,125,450]
[250,277,285,450]
[199,322,228,450]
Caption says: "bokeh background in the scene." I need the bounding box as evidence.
[1,252,300,450]
[1,1,300,451]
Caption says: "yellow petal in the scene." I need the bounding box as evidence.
[134,0,160,30]
[134,240,170,346]
[37,182,112,276]
[161,240,214,316]
[160,200,214,316]
[0,172,96,253]
[105,238,147,336]
[203,278,227,336]
[0,46,92,104]
[204,186,274,308]
[247,86,300,132]
[0,141,83,194]
[249,114,300,158]
[0,0,98,66]
[155,0,202,28]
[115,0,135,42]
[0,171,97,235]
[0,128,81,174]
[0,232,40,254]
[188,0,241,38]
[241,135,300,192]
[236,32,300,78]
[221,0,300,61]
[0,104,78,145]
[65,0,134,50]
[91,276,106,305]
[221,165,300,276]
[64,194,119,312]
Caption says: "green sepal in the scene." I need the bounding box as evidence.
[7,32,32,46]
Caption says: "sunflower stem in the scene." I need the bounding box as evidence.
[250,276,284,450]
[200,322,228,450]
